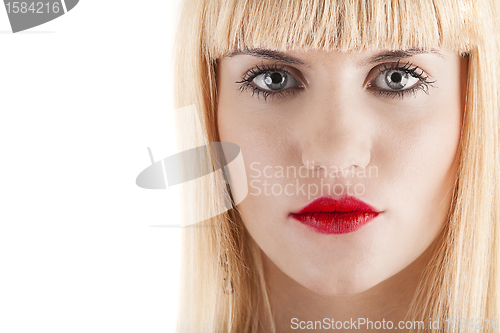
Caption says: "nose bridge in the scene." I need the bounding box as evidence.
[300,89,371,172]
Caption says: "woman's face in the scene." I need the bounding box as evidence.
[216,47,467,295]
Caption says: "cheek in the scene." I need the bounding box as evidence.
[373,94,462,253]
[217,92,302,243]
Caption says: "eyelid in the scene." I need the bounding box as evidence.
[288,66,309,87]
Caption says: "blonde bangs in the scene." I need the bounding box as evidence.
[203,0,480,61]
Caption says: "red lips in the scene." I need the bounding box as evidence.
[289,195,380,234]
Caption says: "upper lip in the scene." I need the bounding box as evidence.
[290,195,380,215]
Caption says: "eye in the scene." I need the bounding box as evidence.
[236,63,304,101]
[252,71,301,91]
[373,69,420,90]
[367,61,437,99]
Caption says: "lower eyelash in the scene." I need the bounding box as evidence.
[373,81,432,99]
[238,82,300,102]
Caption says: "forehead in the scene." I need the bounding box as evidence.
[202,0,475,61]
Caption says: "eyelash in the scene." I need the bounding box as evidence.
[235,63,300,102]
[235,61,437,102]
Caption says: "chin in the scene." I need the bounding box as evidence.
[300,273,382,296]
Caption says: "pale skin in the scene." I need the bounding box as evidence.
[216,48,468,332]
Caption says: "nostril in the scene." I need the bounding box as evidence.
[303,159,324,171]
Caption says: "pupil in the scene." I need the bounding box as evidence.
[265,72,283,85]
[391,72,402,83]
[270,72,282,83]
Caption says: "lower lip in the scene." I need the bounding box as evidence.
[290,211,379,234]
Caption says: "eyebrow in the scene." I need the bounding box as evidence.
[225,47,444,68]
[226,48,311,68]
[357,48,445,67]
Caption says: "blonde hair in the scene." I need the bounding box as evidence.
[172,0,500,332]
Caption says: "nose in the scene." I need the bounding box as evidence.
[300,100,372,173]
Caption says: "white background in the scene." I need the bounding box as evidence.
[0,0,185,332]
